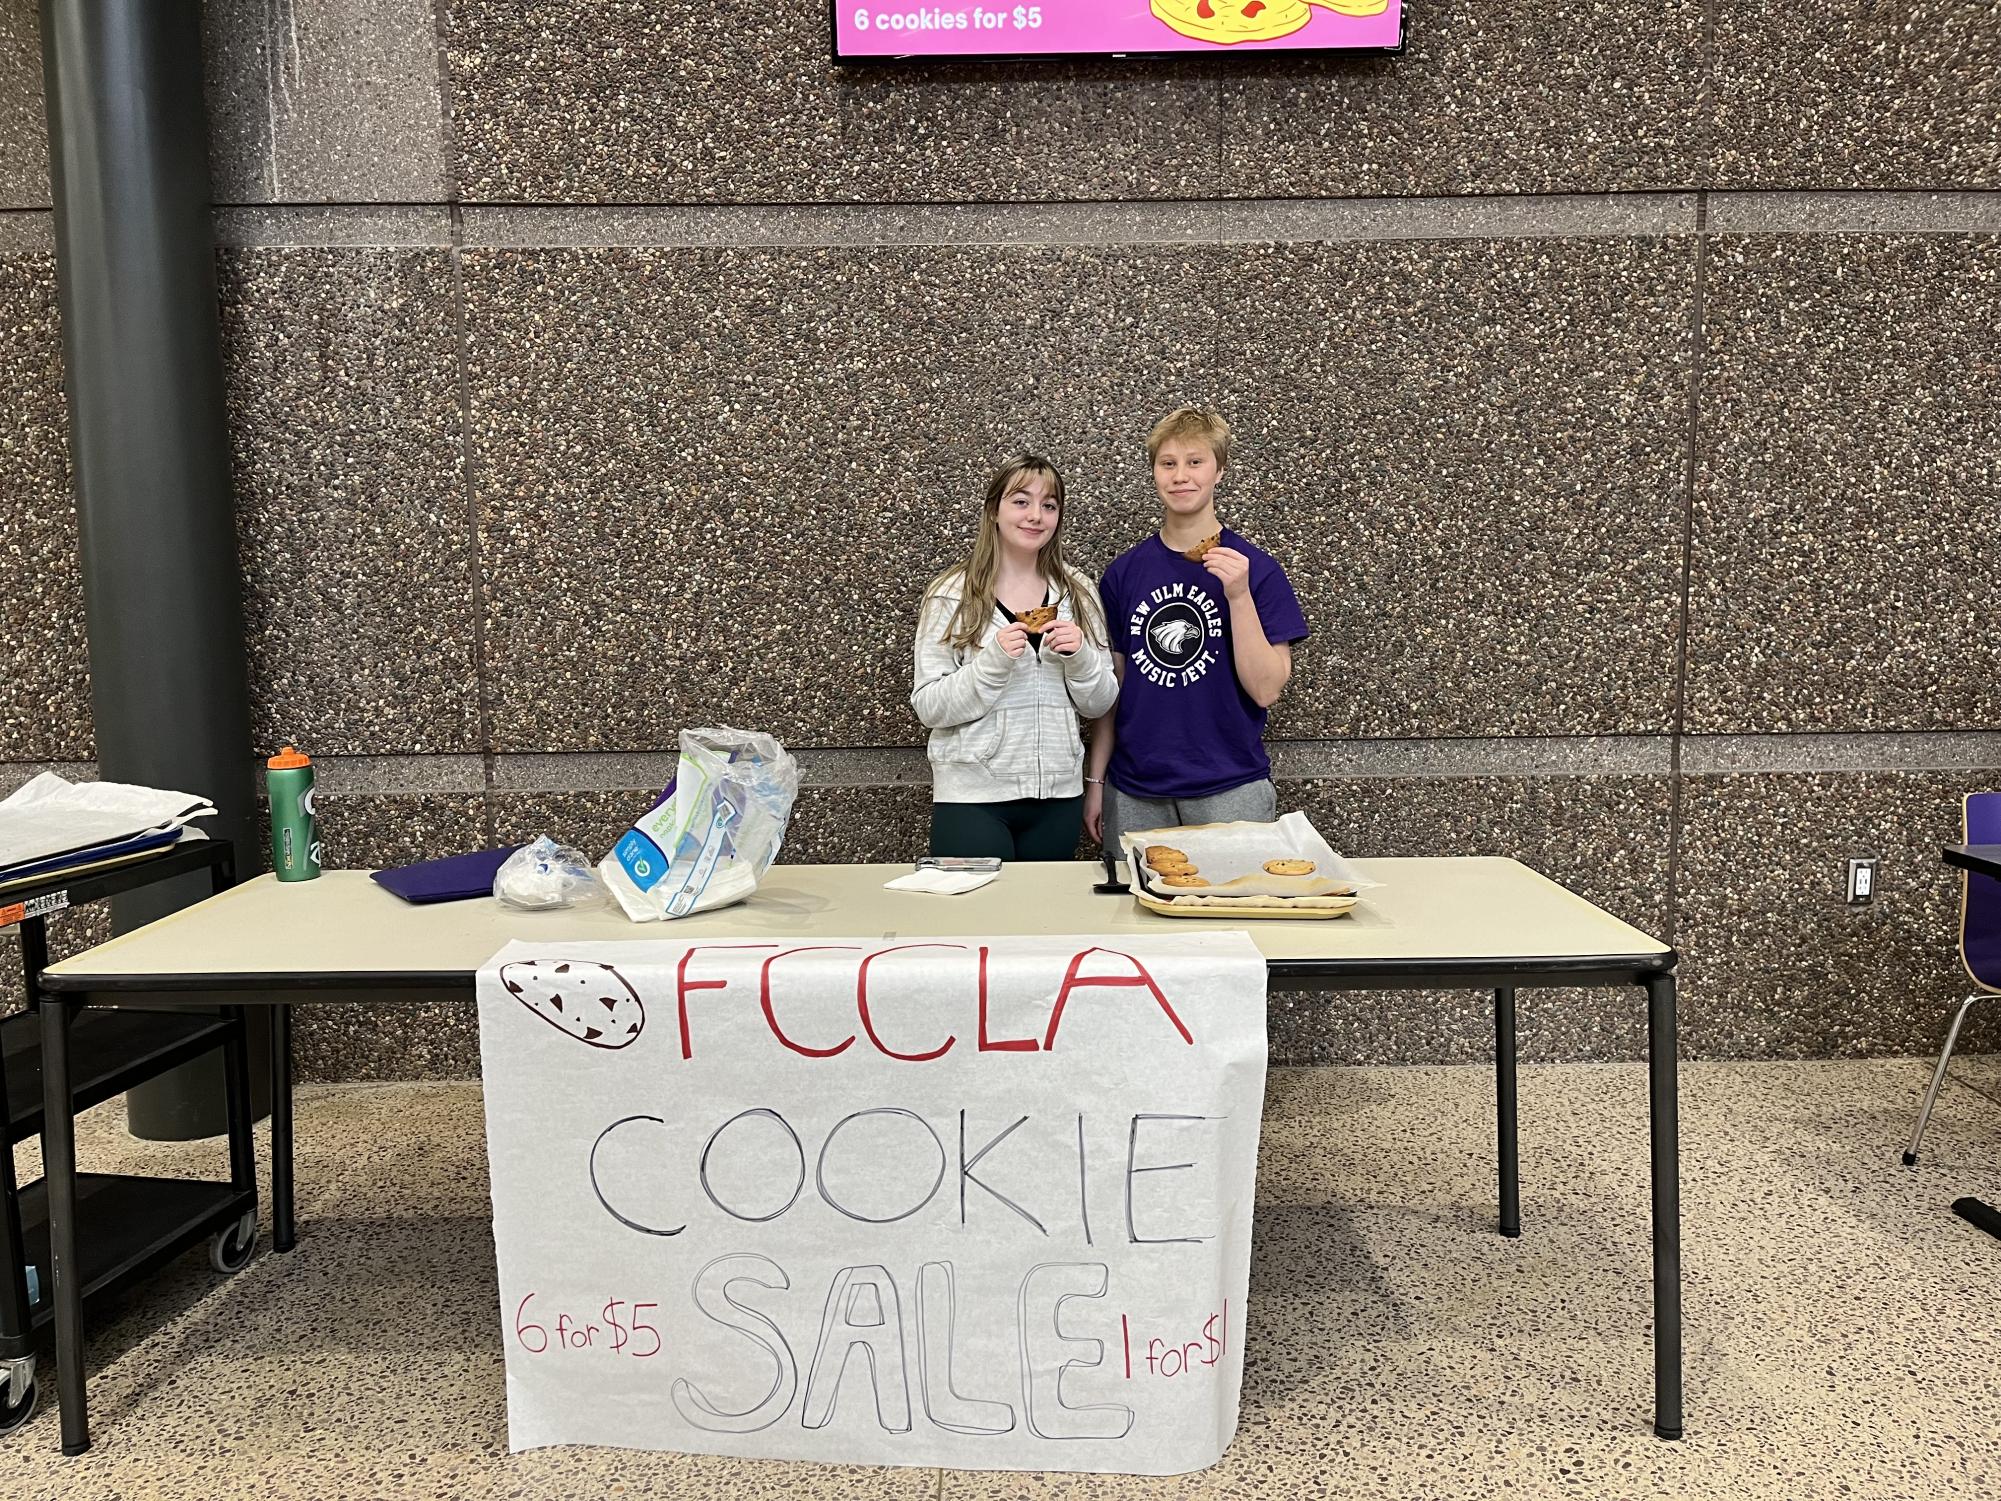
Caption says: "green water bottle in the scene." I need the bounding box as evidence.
[267,745,321,880]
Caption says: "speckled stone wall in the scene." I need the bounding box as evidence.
[0,241,87,761]
[217,245,481,754]
[1690,231,2001,733]
[1,2,1998,1078]
[0,0,46,209]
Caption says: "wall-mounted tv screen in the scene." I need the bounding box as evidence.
[831,0,1403,61]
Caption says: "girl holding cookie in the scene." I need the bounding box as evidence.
[911,457,1118,860]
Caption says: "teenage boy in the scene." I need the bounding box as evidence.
[1083,406,1309,849]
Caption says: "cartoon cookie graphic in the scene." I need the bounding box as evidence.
[1150,0,1313,45]
[501,958,645,1049]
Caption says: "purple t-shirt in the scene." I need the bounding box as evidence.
[1100,529,1309,800]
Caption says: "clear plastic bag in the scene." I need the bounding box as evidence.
[598,728,800,922]
[493,836,607,911]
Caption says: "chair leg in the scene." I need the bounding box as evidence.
[1905,994,1990,1166]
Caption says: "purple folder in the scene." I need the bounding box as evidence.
[370,846,520,905]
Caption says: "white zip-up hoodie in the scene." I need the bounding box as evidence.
[911,568,1119,803]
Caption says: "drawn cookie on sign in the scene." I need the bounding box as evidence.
[500,959,645,1049]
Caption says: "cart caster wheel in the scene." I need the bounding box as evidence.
[209,1211,258,1273]
[0,1374,35,1435]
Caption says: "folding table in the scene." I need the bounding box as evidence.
[39,856,1683,1452]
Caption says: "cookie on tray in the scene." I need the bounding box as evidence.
[1161,874,1211,888]
[1144,845,1189,866]
[1263,858,1317,876]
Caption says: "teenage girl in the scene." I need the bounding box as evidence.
[911,456,1117,860]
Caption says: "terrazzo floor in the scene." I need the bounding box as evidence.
[4,1058,2000,1501]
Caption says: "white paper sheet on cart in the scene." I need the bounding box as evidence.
[477,931,1268,1475]
[0,771,215,869]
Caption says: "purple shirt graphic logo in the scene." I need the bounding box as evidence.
[1143,603,1209,666]
[1101,530,1309,801]
[1129,587,1223,687]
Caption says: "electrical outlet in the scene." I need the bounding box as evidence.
[1846,857,1878,905]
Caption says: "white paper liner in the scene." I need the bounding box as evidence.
[1119,811,1378,904]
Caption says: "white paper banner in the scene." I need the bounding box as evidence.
[476,931,1268,1475]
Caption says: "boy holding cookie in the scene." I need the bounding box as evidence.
[1083,407,1308,852]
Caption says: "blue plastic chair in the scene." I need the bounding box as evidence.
[1904,791,2001,1165]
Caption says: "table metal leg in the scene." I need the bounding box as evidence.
[272,1003,294,1252]
[1646,971,1684,1441]
[221,1005,255,1198]
[37,995,89,1454]
[1495,985,1520,1238]
[211,855,266,1218]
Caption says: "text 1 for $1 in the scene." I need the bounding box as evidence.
[854,6,1044,31]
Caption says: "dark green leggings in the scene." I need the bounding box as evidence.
[930,797,1083,862]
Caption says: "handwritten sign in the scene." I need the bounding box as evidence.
[476,931,1268,1475]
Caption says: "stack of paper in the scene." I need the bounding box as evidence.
[0,772,216,894]
[881,867,1000,896]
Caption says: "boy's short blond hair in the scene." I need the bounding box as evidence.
[1146,406,1232,471]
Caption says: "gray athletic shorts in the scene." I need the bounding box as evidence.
[1104,778,1278,853]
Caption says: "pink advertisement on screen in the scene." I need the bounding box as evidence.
[833,0,1402,58]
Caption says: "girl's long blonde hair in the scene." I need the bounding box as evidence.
[925,456,1108,653]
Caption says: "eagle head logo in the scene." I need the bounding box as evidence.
[1149,619,1203,656]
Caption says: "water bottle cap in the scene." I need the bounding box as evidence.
[267,746,311,769]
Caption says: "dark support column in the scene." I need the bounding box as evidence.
[41,1,259,1140]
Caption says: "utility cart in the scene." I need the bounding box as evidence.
[1,839,257,1438]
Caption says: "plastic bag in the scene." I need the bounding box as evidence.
[598,728,800,922]
[494,836,606,911]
